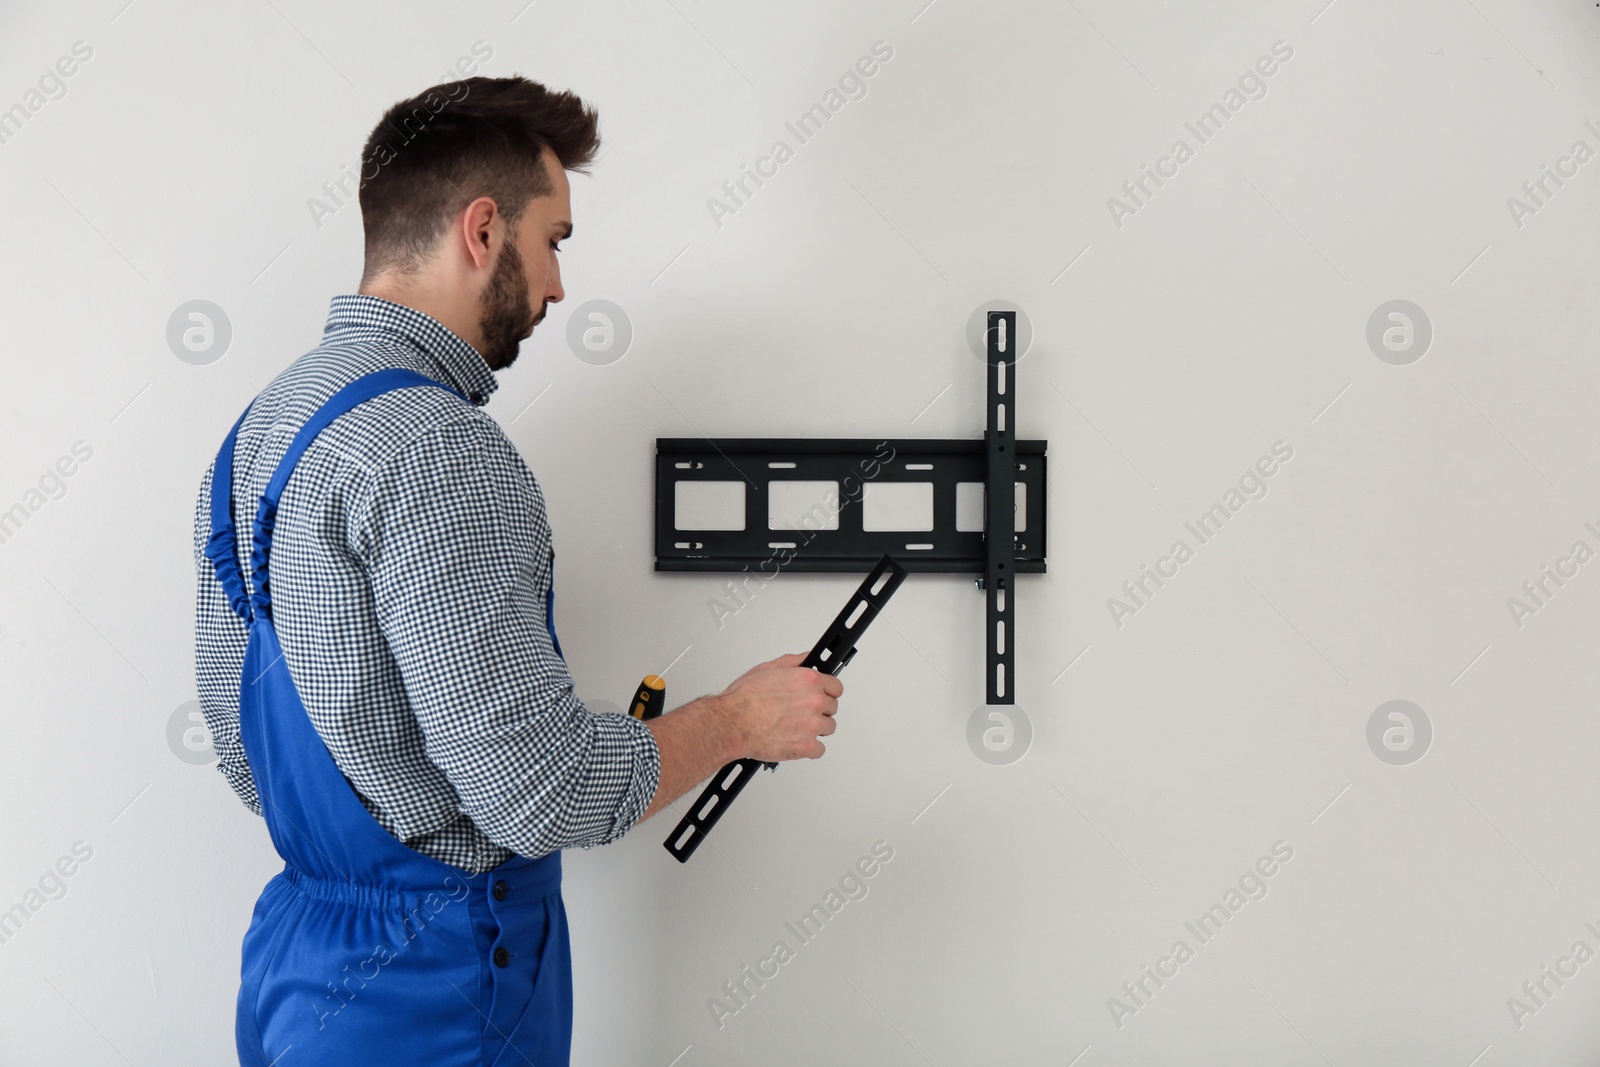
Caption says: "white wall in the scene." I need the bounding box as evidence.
[3,0,1600,1063]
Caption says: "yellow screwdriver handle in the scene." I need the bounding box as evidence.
[629,674,665,721]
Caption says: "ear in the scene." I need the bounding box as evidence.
[458,197,500,271]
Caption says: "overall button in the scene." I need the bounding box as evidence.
[492,880,508,902]
[493,946,509,968]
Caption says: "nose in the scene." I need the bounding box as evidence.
[546,260,564,306]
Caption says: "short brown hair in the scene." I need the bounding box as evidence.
[357,75,600,281]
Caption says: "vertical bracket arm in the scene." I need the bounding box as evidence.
[985,310,1016,705]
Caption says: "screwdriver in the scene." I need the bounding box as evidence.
[629,674,665,722]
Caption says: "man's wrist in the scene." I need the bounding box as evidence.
[697,692,747,764]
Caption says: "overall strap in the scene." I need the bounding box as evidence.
[248,368,464,621]
[204,408,254,622]
[205,368,464,625]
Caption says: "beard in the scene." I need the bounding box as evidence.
[477,243,544,372]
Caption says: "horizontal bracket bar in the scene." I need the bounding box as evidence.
[656,437,1047,574]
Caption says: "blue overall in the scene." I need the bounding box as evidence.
[205,369,574,1066]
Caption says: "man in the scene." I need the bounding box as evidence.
[192,76,842,1066]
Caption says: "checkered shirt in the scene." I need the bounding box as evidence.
[191,294,660,875]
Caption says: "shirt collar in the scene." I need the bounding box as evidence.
[322,294,499,408]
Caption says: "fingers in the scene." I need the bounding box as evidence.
[807,673,839,718]
[809,674,841,715]
[736,652,847,764]
[807,682,838,714]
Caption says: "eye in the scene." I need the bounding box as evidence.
[550,240,564,252]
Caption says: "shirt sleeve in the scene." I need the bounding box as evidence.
[191,461,264,816]
[352,411,660,857]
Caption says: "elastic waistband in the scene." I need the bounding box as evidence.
[280,850,562,910]
[283,866,476,912]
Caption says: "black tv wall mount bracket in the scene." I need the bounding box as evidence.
[654,310,1047,703]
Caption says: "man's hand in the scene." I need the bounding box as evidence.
[716,651,843,761]
[638,651,844,821]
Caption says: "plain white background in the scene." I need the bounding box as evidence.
[3,0,1600,1063]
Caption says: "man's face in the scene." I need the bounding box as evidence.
[477,145,571,372]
